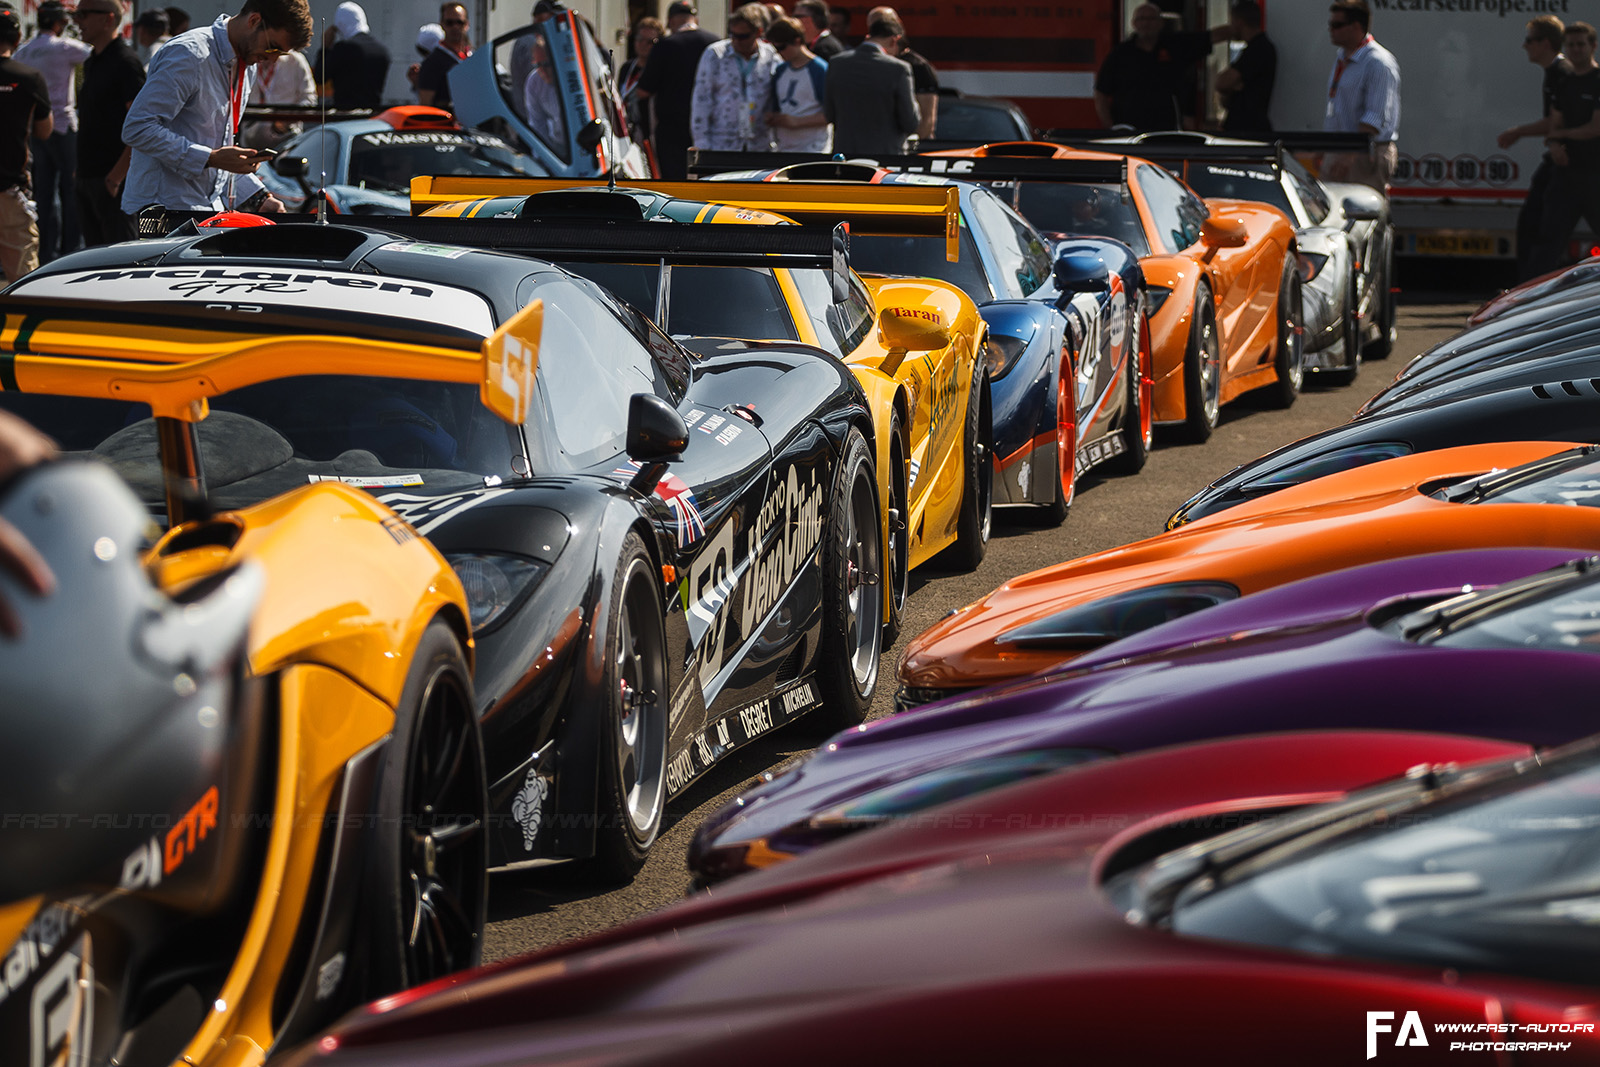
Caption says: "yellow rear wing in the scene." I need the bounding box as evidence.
[410,175,961,262]
[0,296,541,425]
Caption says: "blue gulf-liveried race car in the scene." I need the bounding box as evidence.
[691,151,1152,523]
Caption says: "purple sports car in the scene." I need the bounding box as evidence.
[690,546,1600,883]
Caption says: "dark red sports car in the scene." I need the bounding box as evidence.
[270,729,1600,1066]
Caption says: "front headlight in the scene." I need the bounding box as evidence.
[983,333,1030,380]
[1146,284,1174,316]
[1241,441,1413,494]
[810,747,1113,829]
[997,581,1240,648]
[445,552,550,632]
[1296,252,1329,282]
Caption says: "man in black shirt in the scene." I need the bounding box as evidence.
[795,0,844,59]
[316,2,390,110]
[73,0,143,246]
[1094,3,1229,131]
[636,1,716,179]
[1216,1,1274,132]
[417,2,470,111]
[0,8,50,280]
[1499,15,1572,279]
[1529,21,1600,277]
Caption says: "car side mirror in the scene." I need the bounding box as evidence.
[273,156,308,179]
[1200,213,1248,249]
[1341,195,1382,222]
[576,119,606,155]
[625,392,689,495]
[877,305,951,376]
[1052,246,1111,294]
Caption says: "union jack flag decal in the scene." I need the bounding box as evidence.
[612,463,706,547]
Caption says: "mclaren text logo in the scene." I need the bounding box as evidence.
[64,268,435,299]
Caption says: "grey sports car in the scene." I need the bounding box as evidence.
[1086,132,1396,385]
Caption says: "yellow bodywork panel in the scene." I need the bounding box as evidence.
[411,175,961,261]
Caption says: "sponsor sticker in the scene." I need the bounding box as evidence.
[308,473,424,488]
[665,678,820,794]
[378,241,473,260]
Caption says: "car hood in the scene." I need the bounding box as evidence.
[691,547,1585,880]
[277,732,1527,1067]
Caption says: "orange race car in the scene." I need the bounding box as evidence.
[896,439,1600,708]
[912,144,1303,441]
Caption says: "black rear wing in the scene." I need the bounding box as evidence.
[686,148,1128,185]
[1041,128,1374,159]
[134,210,848,273]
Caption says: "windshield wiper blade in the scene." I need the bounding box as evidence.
[1399,556,1600,642]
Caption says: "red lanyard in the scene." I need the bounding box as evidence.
[228,59,246,144]
[1330,35,1373,98]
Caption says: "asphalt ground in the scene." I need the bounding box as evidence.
[483,294,1487,962]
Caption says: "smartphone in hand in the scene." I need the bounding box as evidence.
[252,147,278,159]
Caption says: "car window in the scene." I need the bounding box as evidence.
[786,266,877,355]
[524,277,663,468]
[347,131,542,193]
[1135,163,1206,253]
[283,129,329,183]
[1283,156,1331,225]
[934,99,1029,143]
[968,188,1052,298]
[555,262,800,343]
[1182,162,1294,218]
[500,25,571,161]
[849,226,992,301]
[1014,182,1150,256]
[0,379,521,513]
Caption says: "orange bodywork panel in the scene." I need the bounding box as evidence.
[899,441,1597,693]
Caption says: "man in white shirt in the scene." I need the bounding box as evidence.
[1321,0,1400,191]
[15,3,89,261]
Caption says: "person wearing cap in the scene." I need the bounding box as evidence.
[314,2,388,111]
[407,23,442,98]
[637,0,716,177]
[134,8,170,66]
[417,2,471,111]
[121,0,313,215]
[0,8,51,280]
[664,1,697,33]
[73,0,143,246]
[14,2,89,262]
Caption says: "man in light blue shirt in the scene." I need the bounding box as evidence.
[121,0,312,214]
[1322,0,1400,191]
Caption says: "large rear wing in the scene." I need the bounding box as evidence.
[0,294,541,426]
[686,148,1127,189]
[1040,129,1374,160]
[409,174,962,261]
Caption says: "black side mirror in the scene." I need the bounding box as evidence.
[1341,195,1383,222]
[625,393,688,495]
[273,155,308,179]
[1053,246,1111,295]
[576,119,606,155]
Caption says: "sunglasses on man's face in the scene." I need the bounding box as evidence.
[729,30,756,40]
[1328,19,1352,28]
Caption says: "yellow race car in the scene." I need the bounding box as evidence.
[0,292,541,1067]
[413,176,992,640]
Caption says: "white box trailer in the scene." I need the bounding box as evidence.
[1266,0,1563,259]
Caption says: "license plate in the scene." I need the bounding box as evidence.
[1412,233,1499,256]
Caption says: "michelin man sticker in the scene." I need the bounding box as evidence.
[511,769,549,852]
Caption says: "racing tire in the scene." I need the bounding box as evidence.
[1180,286,1222,443]
[1105,307,1153,477]
[1364,228,1396,360]
[882,408,910,646]
[1327,267,1363,387]
[1042,343,1077,525]
[585,531,670,883]
[945,363,993,571]
[1267,258,1304,409]
[810,427,882,733]
[365,619,488,996]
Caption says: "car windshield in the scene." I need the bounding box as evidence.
[1015,182,1149,255]
[556,262,800,341]
[1182,162,1293,216]
[1168,742,1600,986]
[1433,447,1600,507]
[347,131,542,193]
[1396,559,1600,655]
[849,230,991,300]
[0,377,521,514]
[934,99,1027,143]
